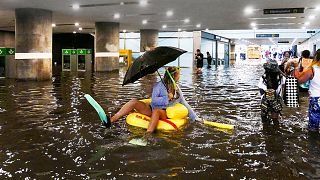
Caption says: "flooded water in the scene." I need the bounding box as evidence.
[0,63,318,179]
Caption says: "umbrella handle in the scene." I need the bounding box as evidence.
[156,70,169,92]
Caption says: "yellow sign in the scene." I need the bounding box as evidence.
[119,49,133,68]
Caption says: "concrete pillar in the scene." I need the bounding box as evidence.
[230,44,236,61]
[215,40,218,68]
[140,29,158,52]
[15,8,52,80]
[95,22,119,72]
[193,31,201,68]
[0,31,15,78]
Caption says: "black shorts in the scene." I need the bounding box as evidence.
[196,60,203,68]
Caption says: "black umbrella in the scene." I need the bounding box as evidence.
[122,46,187,86]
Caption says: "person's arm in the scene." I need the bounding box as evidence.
[258,77,267,99]
[293,67,313,84]
[176,86,198,121]
[258,77,267,91]
[151,83,169,107]
[284,59,295,73]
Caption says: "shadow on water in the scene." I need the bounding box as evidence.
[0,63,319,179]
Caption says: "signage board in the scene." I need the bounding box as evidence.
[77,49,86,55]
[264,8,304,14]
[6,48,15,55]
[0,48,6,56]
[62,49,71,55]
[278,41,289,44]
[256,34,280,38]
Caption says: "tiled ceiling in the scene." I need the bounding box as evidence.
[0,0,319,33]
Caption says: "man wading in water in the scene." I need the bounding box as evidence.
[258,59,286,124]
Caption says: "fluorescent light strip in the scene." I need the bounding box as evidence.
[95,52,119,57]
[15,53,52,59]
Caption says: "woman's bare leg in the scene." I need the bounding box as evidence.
[111,98,152,122]
[146,108,167,133]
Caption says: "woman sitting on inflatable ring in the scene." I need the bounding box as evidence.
[110,66,198,133]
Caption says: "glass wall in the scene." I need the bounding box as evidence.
[200,38,217,66]
[119,31,228,68]
[159,32,193,68]
[120,32,141,59]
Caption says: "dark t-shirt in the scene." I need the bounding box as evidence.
[196,53,203,68]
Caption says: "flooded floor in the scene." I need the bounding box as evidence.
[0,63,318,179]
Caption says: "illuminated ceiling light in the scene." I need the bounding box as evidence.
[178,28,181,32]
[123,29,127,33]
[316,6,320,11]
[52,24,56,27]
[309,15,316,20]
[302,26,306,29]
[244,6,254,15]
[162,24,167,29]
[79,27,83,31]
[196,24,201,28]
[250,22,256,27]
[166,10,173,17]
[305,22,310,25]
[72,4,80,10]
[73,31,76,34]
[120,2,125,5]
[140,0,148,6]
[75,22,79,26]
[205,28,209,31]
[184,18,190,23]
[114,13,120,19]
[142,19,148,24]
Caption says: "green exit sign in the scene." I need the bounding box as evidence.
[62,49,71,55]
[77,49,86,55]
[6,48,15,55]
[62,49,92,55]
[71,49,77,55]
[0,48,7,56]
[0,48,15,56]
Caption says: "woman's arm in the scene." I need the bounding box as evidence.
[151,82,169,107]
[176,86,198,121]
[293,67,313,84]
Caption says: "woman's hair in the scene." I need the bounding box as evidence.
[264,72,280,90]
[301,50,310,58]
[163,66,180,92]
[284,51,290,56]
[310,49,320,67]
[263,60,281,90]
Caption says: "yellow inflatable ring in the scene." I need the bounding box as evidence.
[125,99,188,131]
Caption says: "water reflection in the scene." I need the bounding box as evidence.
[0,63,317,179]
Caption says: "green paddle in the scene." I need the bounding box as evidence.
[84,94,111,128]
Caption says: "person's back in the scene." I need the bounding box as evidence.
[309,65,320,97]
[258,60,285,123]
[206,52,212,68]
[195,49,204,72]
[293,49,320,131]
